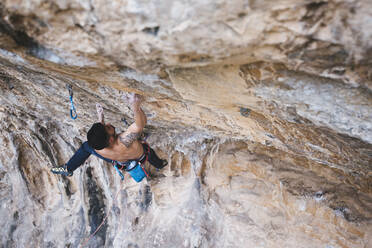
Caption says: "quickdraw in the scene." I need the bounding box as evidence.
[113,162,125,181]
[67,84,78,119]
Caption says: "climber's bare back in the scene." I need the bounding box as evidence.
[95,122,144,162]
[95,132,144,162]
[95,93,146,163]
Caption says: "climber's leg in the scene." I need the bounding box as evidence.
[51,142,92,176]
[142,143,168,169]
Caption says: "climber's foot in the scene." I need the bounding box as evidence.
[51,164,73,177]
[158,159,168,169]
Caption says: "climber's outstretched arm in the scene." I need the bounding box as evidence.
[131,94,147,130]
[119,94,146,147]
[96,103,105,124]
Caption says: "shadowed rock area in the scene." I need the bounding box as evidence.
[0,1,371,247]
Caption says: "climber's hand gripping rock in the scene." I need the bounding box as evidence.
[96,103,104,124]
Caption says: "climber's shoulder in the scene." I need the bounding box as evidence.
[118,126,142,148]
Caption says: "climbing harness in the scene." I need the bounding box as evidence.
[112,142,150,182]
[67,84,78,119]
[80,181,125,248]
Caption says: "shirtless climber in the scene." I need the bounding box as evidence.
[50,93,167,179]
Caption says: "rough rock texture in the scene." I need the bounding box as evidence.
[0,1,371,247]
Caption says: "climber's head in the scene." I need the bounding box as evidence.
[87,122,116,150]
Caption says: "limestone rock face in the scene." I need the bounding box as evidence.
[0,1,371,248]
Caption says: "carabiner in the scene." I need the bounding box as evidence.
[67,84,73,97]
[70,96,78,119]
[114,164,125,181]
[67,84,77,119]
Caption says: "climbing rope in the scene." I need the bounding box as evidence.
[67,84,78,119]
[139,162,150,178]
[80,144,151,246]
[141,142,151,176]
[80,181,125,247]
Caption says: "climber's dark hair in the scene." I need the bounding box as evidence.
[87,123,109,150]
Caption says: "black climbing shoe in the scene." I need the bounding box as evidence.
[158,159,168,169]
[51,164,73,177]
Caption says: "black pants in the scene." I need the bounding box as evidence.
[141,143,166,169]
